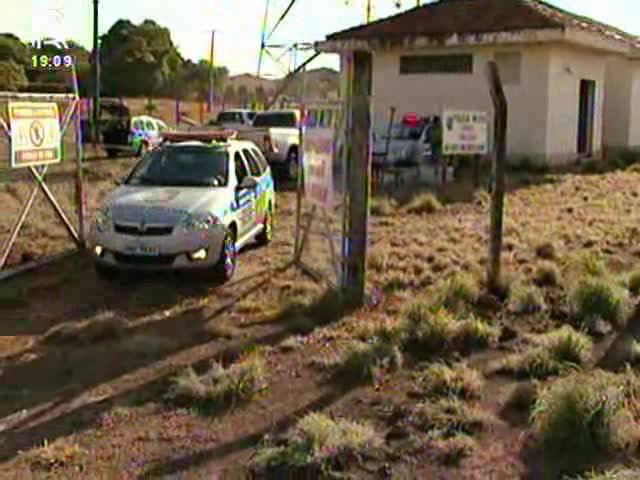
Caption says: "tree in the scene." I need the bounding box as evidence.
[0,60,28,91]
[100,19,183,98]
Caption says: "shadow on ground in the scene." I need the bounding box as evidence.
[0,281,357,468]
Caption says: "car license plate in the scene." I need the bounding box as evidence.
[125,244,159,256]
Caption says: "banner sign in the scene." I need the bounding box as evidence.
[8,102,62,168]
[303,127,334,209]
[443,110,489,155]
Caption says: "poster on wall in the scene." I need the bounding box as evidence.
[303,125,334,209]
[442,110,489,155]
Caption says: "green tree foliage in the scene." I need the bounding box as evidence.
[0,60,28,91]
[100,19,183,97]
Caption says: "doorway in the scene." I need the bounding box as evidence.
[577,79,596,156]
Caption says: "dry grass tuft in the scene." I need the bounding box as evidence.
[253,412,383,472]
[371,197,398,216]
[534,262,561,287]
[430,434,477,466]
[20,438,88,473]
[411,398,491,438]
[531,369,640,475]
[405,192,442,215]
[508,282,546,314]
[41,311,127,346]
[627,268,640,295]
[435,272,481,313]
[415,362,484,400]
[535,241,557,260]
[399,303,500,357]
[576,467,640,480]
[314,339,403,385]
[367,248,389,272]
[166,352,267,413]
[569,277,630,328]
[501,326,593,379]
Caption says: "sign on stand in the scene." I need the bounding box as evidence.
[443,110,489,155]
[8,102,61,168]
[303,127,334,209]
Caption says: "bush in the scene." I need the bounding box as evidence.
[569,277,629,328]
[531,369,640,474]
[405,192,442,215]
[508,283,546,314]
[416,363,483,400]
[166,352,267,412]
[534,262,561,287]
[253,413,383,472]
[453,316,501,351]
[502,326,592,380]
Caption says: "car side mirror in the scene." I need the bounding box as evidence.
[237,176,258,190]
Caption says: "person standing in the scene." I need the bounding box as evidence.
[430,116,444,183]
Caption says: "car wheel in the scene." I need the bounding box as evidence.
[286,148,300,181]
[255,207,273,246]
[94,262,118,281]
[212,228,237,283]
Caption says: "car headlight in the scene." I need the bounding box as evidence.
[180,213,220,233]
[96,206,112,233]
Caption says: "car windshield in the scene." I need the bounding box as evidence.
[252,112,297,128]
[125,145,228,187]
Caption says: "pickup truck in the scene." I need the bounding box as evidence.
[237,110,301,180]
[372,116,433,168]
[206,109,256,129]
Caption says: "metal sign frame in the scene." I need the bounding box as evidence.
[0,70,86,275]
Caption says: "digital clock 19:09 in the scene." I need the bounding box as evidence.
[31,54,74,69]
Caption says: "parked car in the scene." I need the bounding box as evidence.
[128,115,169,157]
[208,109,256,128]
[237,109,301,180]
[91,130,275,283]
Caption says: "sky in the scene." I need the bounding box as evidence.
[3,0,640,78]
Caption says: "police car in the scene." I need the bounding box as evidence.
[128,115,168,157]
[92,130,275,282]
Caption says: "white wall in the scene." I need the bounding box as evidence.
[546,44,607,163]
[368,45,551,162]
[629,64,640,148]
[602,56,632,148]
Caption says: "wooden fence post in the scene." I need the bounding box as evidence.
[343,50,372,305]
[486,61,507,293]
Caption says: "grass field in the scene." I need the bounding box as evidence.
[1,158,640,478]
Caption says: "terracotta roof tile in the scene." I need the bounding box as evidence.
[327,0,640,48]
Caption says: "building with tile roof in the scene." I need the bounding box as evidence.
[317,0,640,165]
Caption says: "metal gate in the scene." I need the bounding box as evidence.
[0,89,85,278]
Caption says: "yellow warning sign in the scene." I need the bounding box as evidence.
[8,102,62,168]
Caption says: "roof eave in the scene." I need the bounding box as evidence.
[563,28,632,55]
[316,28,566,53]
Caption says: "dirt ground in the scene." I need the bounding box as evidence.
[1,160,640,479]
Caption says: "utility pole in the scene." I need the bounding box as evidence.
[257,0,271,77]
[208,30,215,113]
[366,0,372,22]
[92,0,100,146]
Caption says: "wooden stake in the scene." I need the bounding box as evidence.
[343,51,372,305]
[486,61,507,293]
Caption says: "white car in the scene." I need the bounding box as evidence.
[91,131,276,282]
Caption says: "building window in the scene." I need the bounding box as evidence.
[399,54,473,75]
[495,52,521,85]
